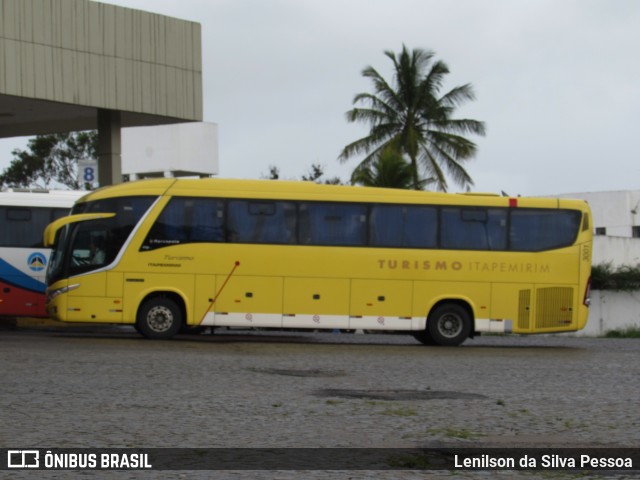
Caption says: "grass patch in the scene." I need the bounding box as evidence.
[605,326,640,338]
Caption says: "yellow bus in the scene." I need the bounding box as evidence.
[43,178,592,346]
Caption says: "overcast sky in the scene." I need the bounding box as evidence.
[2,0,639,196]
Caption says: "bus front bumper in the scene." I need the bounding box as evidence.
[46,283,79,320]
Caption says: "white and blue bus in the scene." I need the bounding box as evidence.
[0,189,83,318]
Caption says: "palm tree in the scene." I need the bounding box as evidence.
[351,146,433,190]
[339,45,486,191]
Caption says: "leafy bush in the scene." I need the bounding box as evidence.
[591,263,640,291]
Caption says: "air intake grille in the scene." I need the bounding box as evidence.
[536,287,574,329]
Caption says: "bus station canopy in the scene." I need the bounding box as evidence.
[0,0,202,139]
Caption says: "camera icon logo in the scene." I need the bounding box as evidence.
[7,450,40,468]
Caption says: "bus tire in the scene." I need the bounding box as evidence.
[136,297,183,339]
[427,303,471,346]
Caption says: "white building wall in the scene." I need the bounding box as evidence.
[556,190,640,238]
[593,236,640,266]
[122,122,219,178]
[576,290,640,336]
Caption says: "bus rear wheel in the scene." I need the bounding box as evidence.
[426,304,471,346]
[136,297,182,339]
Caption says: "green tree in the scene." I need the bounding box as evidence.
[301,163,342,185]
[0,131,97,190]
[339,45,486,191]
[263,163,343,185]
[351,146,433,189]
[263,165,280,180]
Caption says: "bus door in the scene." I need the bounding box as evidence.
[63,225,124,323]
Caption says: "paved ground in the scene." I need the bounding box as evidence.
[1,326,638,479]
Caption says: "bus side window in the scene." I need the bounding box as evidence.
[404,206,438,248]
[52,208,71,221]
[159,199,189,243]
[299,203,367,246]
[141,197,225,250]
[227,200,296,244]
[370,205,437,248]
[1,206,62,248]
[190,199,225,242]
[441,207,507,251]
[510,209,581,251]
[370,205,403,247]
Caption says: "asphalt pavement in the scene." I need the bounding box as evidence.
[1,327,638,479]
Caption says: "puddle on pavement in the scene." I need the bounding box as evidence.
[315,389,488,401]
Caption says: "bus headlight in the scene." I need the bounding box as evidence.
[47,284,80,303]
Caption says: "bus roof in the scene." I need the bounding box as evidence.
[75,178,591,211]
[0,189,84,208]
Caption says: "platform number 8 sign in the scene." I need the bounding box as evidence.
[83,166,95,182]
[78,160,98,187]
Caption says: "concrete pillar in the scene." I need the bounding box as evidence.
[97,109,122,186]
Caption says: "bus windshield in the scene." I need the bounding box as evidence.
[47,196,156,284]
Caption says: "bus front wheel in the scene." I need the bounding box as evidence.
[426,304,471,346]
[136,297,183,339]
